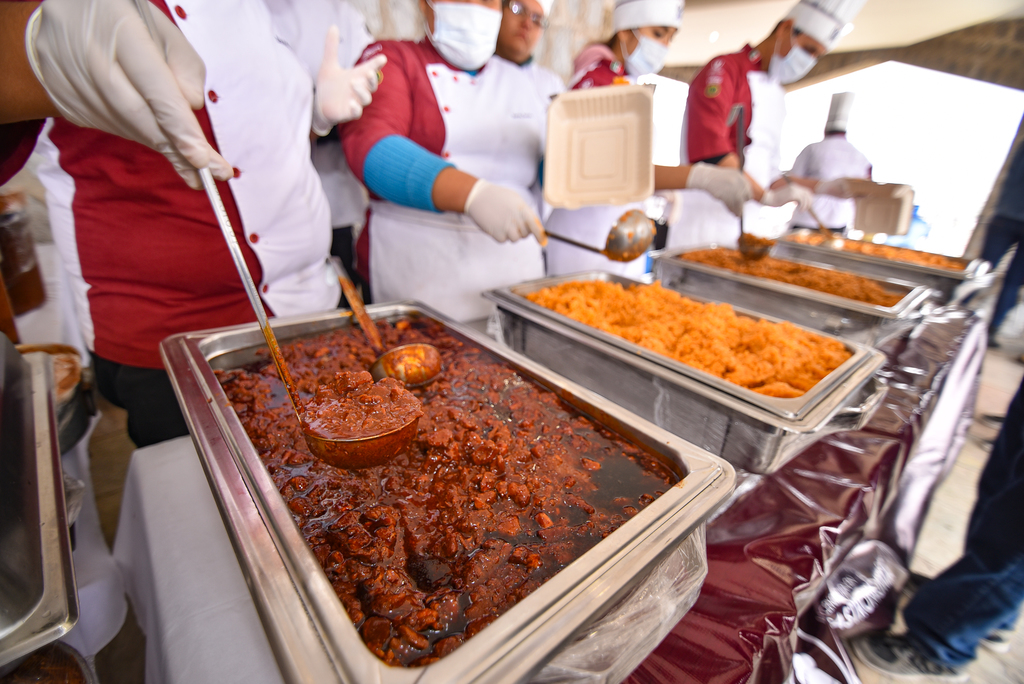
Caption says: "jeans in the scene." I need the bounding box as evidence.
[903,375,1024,665]
[980,215,1024,334]
[91,353,190,448]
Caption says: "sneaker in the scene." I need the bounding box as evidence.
[979,414,1005,431]
[979,629,1012,654]
[851,633,969,682]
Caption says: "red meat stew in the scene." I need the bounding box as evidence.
[216,317,679,667]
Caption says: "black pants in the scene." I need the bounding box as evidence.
[91,353,189,448]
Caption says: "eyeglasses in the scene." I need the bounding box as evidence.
[503,0,548,29]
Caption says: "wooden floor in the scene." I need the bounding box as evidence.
[84,346,1024,684]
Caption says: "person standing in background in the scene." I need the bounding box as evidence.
[981,140,1024,351]
[788,92,872,234]
[852,373,1024,682]
[495,0,564,223]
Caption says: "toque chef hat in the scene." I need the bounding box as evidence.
[826,92,854,132]
[785,0,868,52]
[613,0,684,32]
[536,0,554,15]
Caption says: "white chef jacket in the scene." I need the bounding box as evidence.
[264,0,374,231]
[789,133,872,230]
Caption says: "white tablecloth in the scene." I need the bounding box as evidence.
[112,438,284,684]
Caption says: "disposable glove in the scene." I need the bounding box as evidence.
[25,0,232,189]
[815,178,857,198]
[464,180,547,244]
[685,162,753,216]
[762,183,814,212]
[312,26,387,136]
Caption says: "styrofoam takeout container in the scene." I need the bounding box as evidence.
[544,84,654,209]
[845,179,915,236]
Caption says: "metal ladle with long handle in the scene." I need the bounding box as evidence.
[130,0,419,468]
[329,258,442,388]
[544,209,656,262]
[726,105,772,261]
[200,171,419,468]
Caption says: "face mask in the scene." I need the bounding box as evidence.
[425,1,502,71]
[768,40,817,84]
[623,30,669,77]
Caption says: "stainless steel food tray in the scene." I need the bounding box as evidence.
[773,230,991,304]
[160,303,735,684]
[653,246,934,345]
[485,273,887,474]
[0,344,78,670]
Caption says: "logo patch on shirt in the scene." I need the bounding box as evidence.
[705,83,721,98]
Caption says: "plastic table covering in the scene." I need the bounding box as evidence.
[625,307,986,684]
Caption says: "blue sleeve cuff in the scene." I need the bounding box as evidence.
[363,135,453,212]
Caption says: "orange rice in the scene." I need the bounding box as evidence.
[526,281,851,398]
[791,233,967,271]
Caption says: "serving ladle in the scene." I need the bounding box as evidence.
[544,209,656,262]
[200,170,419,468]
[329,258,442,388]
[128,0,417,468]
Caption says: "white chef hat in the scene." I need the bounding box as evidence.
[826,92,854,132]
[613,0,684,32]
[536,0,554,15]
[786,0,868,52]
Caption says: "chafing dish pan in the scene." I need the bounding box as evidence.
[0,340,78,670]
[160,303,735,684]
[772,230,991,304]
[653,246,933,345]
[485,272,886,474]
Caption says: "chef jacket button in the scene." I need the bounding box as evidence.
[262,284,269,294]
[207,90,218,103]
[442,151,450,158]
[443,106,450,112]
[174,5,186,18]
[431,70,438,77]
[232,167,241,178]
[453,75,459,82]
[249,233,259,244]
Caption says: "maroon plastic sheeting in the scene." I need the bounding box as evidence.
[625,308,983,684]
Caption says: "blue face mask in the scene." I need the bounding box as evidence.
[769,40,817,84]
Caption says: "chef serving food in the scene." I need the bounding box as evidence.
[545,0,754,277]
[340,0,550,322]
[0,0,384,446]
[788,91,872,234]
[668,0,869,251]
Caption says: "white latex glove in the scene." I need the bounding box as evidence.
[464,180,547,244]
[685,162,753,217]
[761,184,814,212]
[312,26,387,136]
[24,0,232,190]
[815,178,857,198]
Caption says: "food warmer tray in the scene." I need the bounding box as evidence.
[652,246,933,345]
[772,229,991,304]
[484,272,887,474]
[0,340,78,670]
[159,303,735,684]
